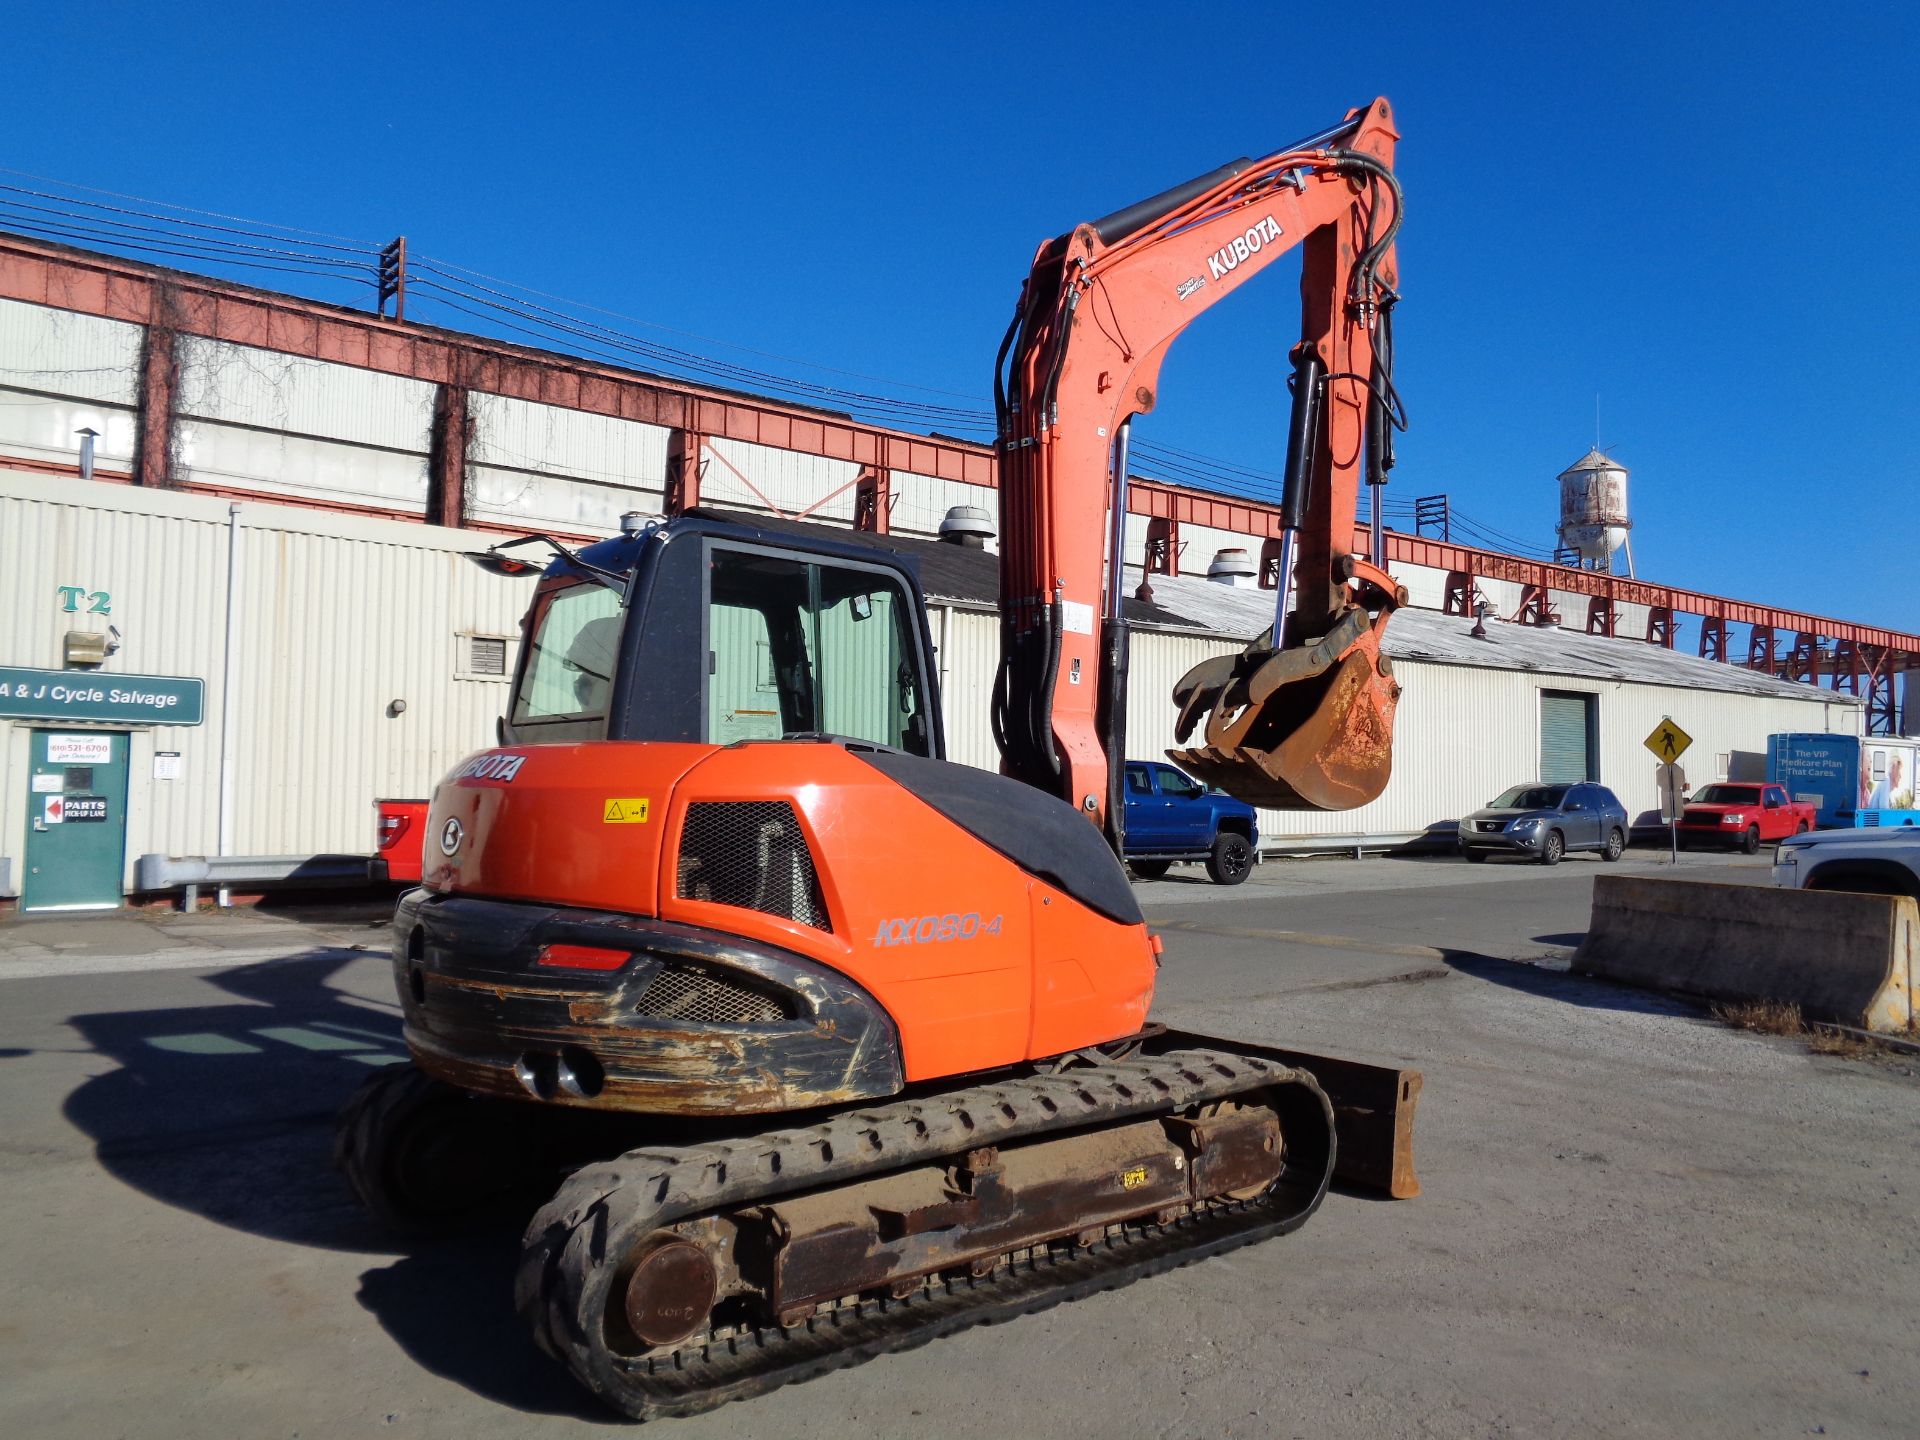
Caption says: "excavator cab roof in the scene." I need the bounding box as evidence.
[500,511,946,759]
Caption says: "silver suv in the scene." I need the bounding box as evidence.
[1769,827,1920,898]
[1457,782,1630,866]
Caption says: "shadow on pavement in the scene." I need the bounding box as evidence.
[58,948,610,1421]
[1438,947,1700,1018]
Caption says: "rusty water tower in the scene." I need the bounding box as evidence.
[1556,448,1635,576]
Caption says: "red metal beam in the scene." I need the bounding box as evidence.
[664,427,703,514]
[853,467,891,534]
[0,234,996,491]
[1118,477,1919,652]
[6,230,1915,659]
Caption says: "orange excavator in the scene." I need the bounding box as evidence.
[336,98,1421,1420]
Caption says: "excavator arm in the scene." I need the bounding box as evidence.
[994,97,1408,846]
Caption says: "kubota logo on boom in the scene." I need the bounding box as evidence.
[1207,215,1283,281]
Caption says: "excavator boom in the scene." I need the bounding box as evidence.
[995,97,1407,835]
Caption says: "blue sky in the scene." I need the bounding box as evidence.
[5,1,1915,632]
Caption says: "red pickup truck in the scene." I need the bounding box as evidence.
[373,798,430,883]
[1677,782,1816,853]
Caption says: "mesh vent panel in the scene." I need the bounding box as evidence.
[676,801,831,931]
[634,966,789,1025]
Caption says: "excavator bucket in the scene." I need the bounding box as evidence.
[1169,598,1401,811]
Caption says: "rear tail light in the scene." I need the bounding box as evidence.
[376,814,413,851]
[537,943,632,971]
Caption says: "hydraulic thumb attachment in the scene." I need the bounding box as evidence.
[1168,564,1404,810]
[1167,340,1407,811]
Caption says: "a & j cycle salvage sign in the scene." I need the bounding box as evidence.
[0,666,205,726]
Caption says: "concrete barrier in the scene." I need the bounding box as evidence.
[1574,876,1917,1032]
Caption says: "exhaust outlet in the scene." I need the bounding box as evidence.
[514,1053,558,1100]
[557,1047,606,1100]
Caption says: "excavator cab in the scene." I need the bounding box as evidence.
[501,513,944,758]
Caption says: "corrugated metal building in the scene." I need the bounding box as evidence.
[0,463,1859,905]
[0,282,1876,907]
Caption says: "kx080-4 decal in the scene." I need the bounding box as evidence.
[872,913,1003,947]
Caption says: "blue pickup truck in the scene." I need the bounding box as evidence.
[1122,761,1260,885]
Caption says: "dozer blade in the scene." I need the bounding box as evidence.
[1169,603,1402,811]
[1159,1029,1424,1198]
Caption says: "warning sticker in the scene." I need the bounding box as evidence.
[603,798,651,824]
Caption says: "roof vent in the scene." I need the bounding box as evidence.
[1206,547,1257,586]
[938,505,995,547]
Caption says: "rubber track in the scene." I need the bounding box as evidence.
[516,1047,1334,1420]
[333,1063,457,1231]
[335,1063,547,1233]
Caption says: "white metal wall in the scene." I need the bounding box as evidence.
[0,476,229,875]
[0,296,141,472]
[891,473,997,541]
[224,518,528,854]
[701,437,861,524]
[0,468,1867,898]
[175,337,436,512]
[467,391,668,534]
[0,469,530,891]
[932,604,1857,843]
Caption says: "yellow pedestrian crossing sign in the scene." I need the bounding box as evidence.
[602,797,651,824]
[1643,718,1693,762]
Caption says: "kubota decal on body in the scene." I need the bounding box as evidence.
[452,753,528,783]
[1206,215,1282,281]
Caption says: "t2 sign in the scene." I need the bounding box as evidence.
[56,586,112,615]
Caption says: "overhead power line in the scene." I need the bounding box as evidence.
[0,171,1558,561]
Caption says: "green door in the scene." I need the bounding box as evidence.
[22,730,129,912]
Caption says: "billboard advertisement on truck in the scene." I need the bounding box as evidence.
[1768,733,1920,828]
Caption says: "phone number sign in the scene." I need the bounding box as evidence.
[0,666,204,725]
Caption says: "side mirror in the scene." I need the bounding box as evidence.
[466,550,543,578]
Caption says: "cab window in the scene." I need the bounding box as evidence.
[1126,765,1153,795]
[706,545,931,755]
[510,579,625,740]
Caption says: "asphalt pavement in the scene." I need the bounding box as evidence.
[2,848,1914,1439]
